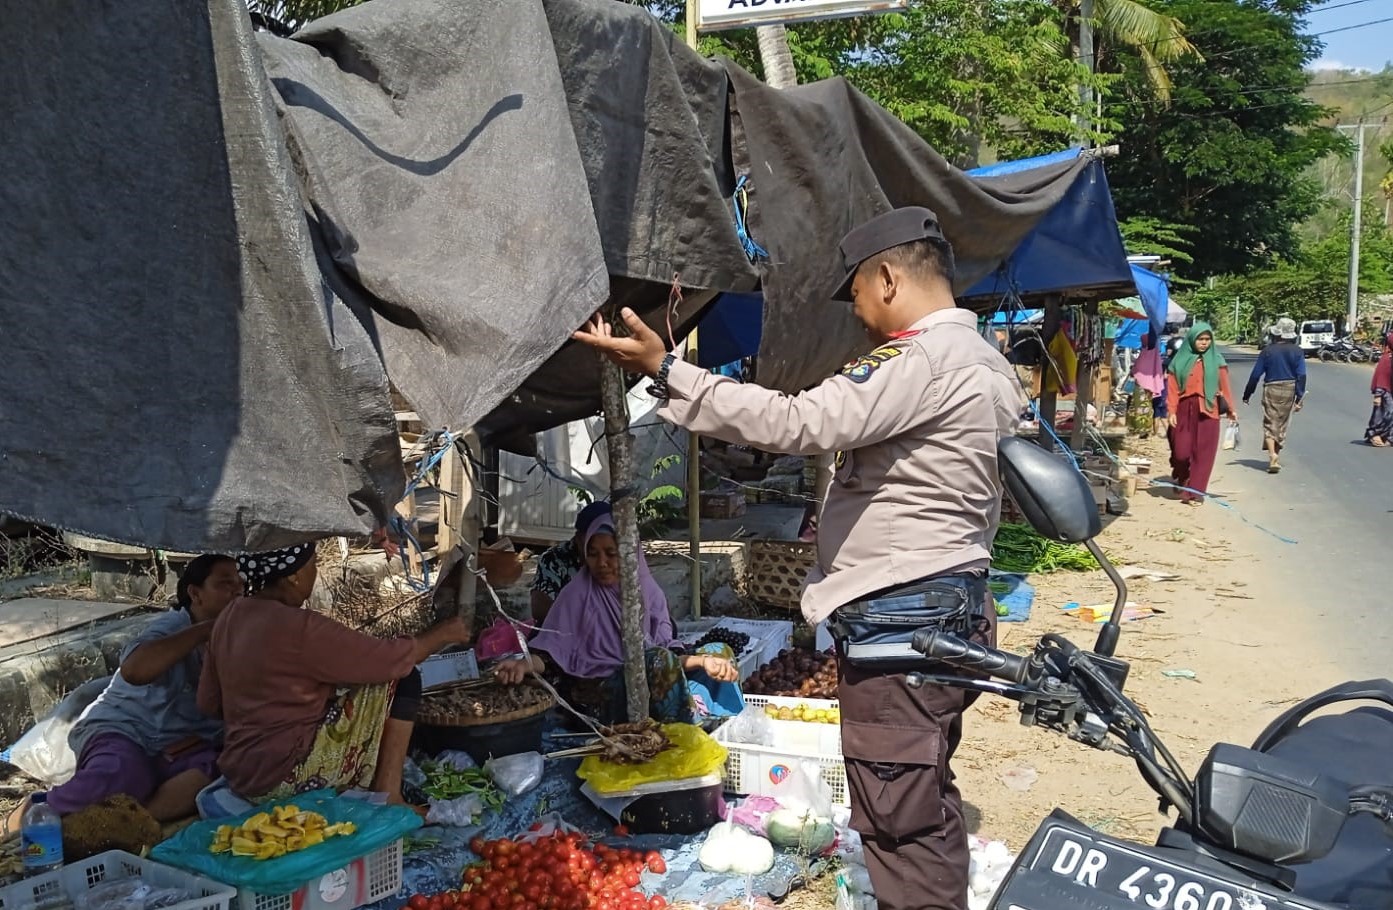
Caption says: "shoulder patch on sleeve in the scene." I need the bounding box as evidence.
[838,344,907,384]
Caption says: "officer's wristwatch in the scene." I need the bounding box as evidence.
[648,353,677,400]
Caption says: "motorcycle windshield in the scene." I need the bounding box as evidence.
[989,812,1332,910]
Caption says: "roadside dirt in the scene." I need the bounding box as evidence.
[956,434,1345,851]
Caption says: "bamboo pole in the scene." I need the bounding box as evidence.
[600,355,651,723]
[685,0,703,622]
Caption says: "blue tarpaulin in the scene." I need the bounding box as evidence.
[694,292,763,369]
[963,150,1135,303]
[1129,264,1171,335]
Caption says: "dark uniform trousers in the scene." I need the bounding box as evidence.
[838,597,998,910]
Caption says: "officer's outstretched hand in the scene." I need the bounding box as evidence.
[574,308,669,377]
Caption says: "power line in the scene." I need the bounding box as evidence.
[1308,0,1381,14]
[1319,16,1393,37]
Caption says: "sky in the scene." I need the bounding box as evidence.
[1307,0,1393,72]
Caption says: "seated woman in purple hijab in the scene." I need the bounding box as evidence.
[495,515,738,724]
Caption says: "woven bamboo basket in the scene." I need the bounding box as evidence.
[417,681,554,727]
[745,540,816,611]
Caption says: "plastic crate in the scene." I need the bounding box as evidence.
[0,851,234,910]
[741,694,842,753]
[238,839,403,910]
[712,720,849,807]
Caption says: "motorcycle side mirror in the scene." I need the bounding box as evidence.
[998,436,1127,657]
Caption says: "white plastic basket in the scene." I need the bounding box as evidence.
[0,851,234,910]
[237,839,403,910]
[712,719,848,807]
[740,695,841,753]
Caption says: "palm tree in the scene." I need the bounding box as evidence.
[1059,0,1198,101]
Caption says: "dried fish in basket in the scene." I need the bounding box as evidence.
[417,679,554,727]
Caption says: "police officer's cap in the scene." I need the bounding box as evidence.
[831,206,948,302]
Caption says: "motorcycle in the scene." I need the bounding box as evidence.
[908,436,1393,910]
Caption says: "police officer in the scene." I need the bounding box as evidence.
[575,207,1022,910]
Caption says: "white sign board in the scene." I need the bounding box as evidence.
[698,0,908,32]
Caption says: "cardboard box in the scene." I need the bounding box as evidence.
[700,489,746,519]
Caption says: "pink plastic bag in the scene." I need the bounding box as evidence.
[476,618,524,661]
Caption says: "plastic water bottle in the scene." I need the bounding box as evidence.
[21,793,63,876]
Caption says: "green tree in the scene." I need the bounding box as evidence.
[1185,205,1393,335]
[1057,0,1199,100]
[698,1,1100,166]
[1102,0,1345,280]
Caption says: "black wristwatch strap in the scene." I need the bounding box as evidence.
[648,352,677,400]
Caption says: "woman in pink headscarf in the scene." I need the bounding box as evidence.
[495,515,738,724]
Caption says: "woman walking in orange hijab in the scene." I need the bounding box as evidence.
[1165,323,1239,505]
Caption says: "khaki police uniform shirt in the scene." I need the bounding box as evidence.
[660,307,1025,624]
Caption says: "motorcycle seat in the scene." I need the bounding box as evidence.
[1263,707,1393,908]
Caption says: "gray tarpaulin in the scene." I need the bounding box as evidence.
[722,69,1090,394]
[1,0,1100,550]
[0,0,404,553]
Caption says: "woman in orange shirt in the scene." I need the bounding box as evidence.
[1165,323,1239,506]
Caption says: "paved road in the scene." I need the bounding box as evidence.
[1213,347,1391,674]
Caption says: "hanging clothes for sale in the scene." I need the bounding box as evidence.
[1043,326,1078,395]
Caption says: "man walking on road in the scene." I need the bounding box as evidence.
[575,207,1022,910]
[1243,317,1306,474]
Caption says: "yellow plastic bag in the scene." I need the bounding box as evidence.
[577,723,728,794]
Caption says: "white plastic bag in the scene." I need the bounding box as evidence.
[722,706,776,746]
[769,760,834,818]
[2,676,109,786]
[1221,421,1241,451]
[425,793,485,826]
[484,751,544,797]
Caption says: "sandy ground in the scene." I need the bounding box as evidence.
[954,433,1354,851]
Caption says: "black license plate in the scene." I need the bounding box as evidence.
[996,824,1325,910]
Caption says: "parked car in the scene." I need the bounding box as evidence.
[1298,319,1336,355]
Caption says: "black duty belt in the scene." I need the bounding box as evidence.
[829,574,986,667]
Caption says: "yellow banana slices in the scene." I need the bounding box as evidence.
[210,805,357,860]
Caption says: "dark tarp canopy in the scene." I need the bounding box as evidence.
[1,0,1110,552]
[960,148,1136,307]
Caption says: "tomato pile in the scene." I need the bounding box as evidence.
[401,833,669,910]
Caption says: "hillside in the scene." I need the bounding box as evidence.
[1300,67,1393,240]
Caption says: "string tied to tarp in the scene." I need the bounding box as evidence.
[732,175,769,263]
[388,429,460,591]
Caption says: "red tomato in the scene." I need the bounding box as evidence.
[613,825,629,837]
[622,871,641,889]
[647,898,666,910]
[410,896,431,910]
[644,853,666,875]
[470,837,487,855]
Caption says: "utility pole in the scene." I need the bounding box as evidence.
[1337,121,1370,334]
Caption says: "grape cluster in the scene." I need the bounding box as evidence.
[693,626,751,654]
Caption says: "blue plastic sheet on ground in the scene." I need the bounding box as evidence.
[370,729,809,910]
[989,572,1035,623]
[152,789,423,895]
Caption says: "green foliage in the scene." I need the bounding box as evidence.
[1058,0,1200,101]
[1102,0,1345,281]
[640,0,1101,166]
[1118,216,1197,267]
[637,455,685,535]
[1183,205,1393,336]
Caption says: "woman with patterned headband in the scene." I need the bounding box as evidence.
[197,543,471,810]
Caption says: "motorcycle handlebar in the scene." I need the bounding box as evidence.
[911,629,1029,684]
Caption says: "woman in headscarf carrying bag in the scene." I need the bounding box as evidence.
[1365,332,1393,447]
[197,543,471,811]
[495,514,740,724]
[1165,322,1239,506]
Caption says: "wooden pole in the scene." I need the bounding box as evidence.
[601,356,651,722]
[684,0,703,622]
[1071,302,1098,453]
[1038,297,1063,449]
